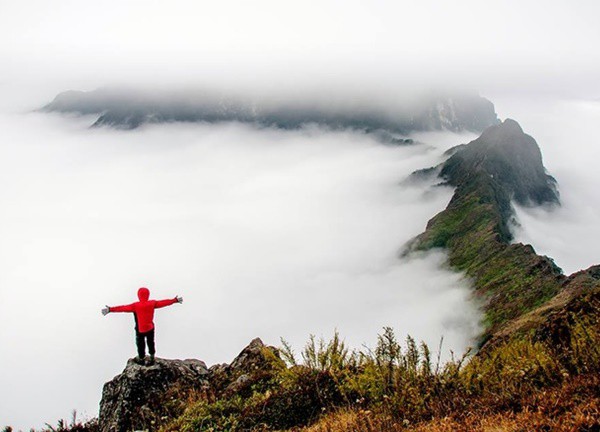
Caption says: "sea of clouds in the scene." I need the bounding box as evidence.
[2,1,599,429]
[0,93,481,429]
[2,89,599,430]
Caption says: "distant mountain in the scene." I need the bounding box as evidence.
[41,88,499,134]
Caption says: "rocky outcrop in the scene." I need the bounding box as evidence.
[209,337,283,398]
[41,88,498,134]
[99,358,209,432]
[98,338,281,432]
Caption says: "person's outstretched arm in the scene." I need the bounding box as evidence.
[155,296,183,309]
[105,303,136,313]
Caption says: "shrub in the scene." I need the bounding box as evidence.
[161,315,600,431]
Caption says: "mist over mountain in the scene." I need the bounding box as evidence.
[28,111,599,432]
[42,87,499,134]
[3,0,600,429]
[5,90,600,431]
[0,100,482,430]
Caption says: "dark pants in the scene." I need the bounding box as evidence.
[135,328,155,359]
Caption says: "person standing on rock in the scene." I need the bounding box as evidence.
[102,287,183,365]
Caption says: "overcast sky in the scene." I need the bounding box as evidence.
[1,0,600,98]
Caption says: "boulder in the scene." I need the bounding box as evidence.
[99,357,209,432]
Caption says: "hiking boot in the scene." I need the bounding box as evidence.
[133,356,145,365]
[146,355,155,366]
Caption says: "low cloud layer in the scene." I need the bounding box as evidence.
[1,1,599,429]
[0,93,481,429]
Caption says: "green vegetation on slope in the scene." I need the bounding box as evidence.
[408,119,564,337]
[410,172,564,334]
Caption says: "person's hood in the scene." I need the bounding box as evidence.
[138,287,150,301]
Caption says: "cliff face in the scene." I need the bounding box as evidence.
[41,88,499,133]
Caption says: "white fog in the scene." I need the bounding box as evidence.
[2,0,600,429]
[3,91,598,429]
[0,96,482,429]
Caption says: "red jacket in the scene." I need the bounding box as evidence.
[109,287,178,333]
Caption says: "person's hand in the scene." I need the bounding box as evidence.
[176,296,183,304]
[101,306,110,316]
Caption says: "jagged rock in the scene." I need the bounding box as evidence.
[209,337,283,397]
[99,357,209,432]
[229,337,277,374]
[225,374,252,395]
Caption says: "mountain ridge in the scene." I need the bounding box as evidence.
[406,118,565,338]
[41,88,500,134]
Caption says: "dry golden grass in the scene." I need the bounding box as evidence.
[161,298,600,432]
[302,373,600,432]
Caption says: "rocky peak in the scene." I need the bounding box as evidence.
[440,118,559,207]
